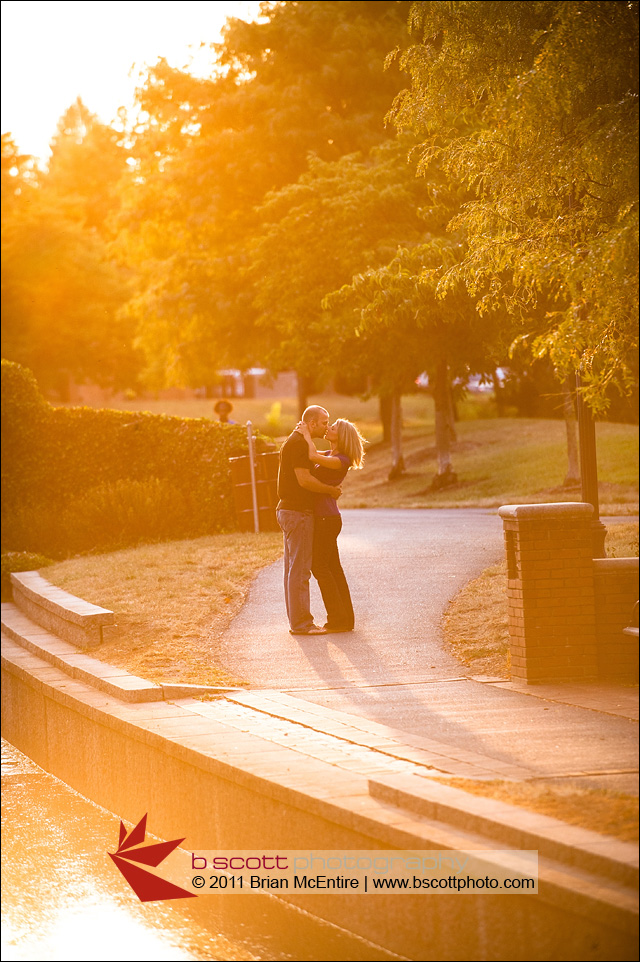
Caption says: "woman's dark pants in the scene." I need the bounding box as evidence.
[312,515,354,630]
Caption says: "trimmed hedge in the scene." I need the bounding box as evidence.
[1,361,264,556]
[1,360,49,514]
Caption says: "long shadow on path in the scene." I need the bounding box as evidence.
[217,510,638,782]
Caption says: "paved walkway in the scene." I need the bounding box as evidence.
[218,509,639,793]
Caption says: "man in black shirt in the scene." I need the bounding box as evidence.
[277,405,340,634]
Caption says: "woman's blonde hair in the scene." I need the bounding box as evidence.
[336,419,366,469]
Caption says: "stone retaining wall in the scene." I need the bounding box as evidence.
[3,651,637,962]
[2,569,638,960]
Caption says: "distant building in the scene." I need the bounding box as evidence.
[65,370,301,405]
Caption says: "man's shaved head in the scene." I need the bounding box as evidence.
[302,405,329,424]
[301,405,329,439]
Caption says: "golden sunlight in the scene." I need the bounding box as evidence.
[0,0,262,164]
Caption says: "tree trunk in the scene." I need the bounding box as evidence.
[493,369,506,417]
[446,382,457,443]
[296,371,309,419]
[379,393,392,444]
[387,392,405,480]
[59,373,72,403]
[431,361,458,489]
[562,380,580,486]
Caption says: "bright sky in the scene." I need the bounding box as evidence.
[1,0,262,165]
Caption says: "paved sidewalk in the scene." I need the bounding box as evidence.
[218,509,639,794]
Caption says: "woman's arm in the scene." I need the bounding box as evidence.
[295,468,342,498]
[296,421,344,470]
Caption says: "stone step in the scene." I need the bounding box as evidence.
[370,772,639,890]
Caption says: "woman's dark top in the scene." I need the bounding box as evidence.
[311,453,350,518]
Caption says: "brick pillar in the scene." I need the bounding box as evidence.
[498,503,597,684]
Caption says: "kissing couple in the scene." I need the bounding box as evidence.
[276,405,365,636]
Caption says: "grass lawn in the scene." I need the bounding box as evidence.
[56,392,638,513]
[43,533,283,687]
[442,522,639,678]
[341,416,638,513]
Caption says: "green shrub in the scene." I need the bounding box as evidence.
[1,551,54,601]
[0,503,60,558]
[3,479,197,557]
[2,362,270,556]
[1,360,49,513]
[63,478,193,554]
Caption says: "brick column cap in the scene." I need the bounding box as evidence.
[498,502,594,521]
[593,557,639,572]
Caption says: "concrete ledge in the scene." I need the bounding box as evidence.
[1,614,158,704]
[499,503,595,521]
[593,559,640,574]
[11,571,115,625]
[11,571,114,649]
[369,773,638,889]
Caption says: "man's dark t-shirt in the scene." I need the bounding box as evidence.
[277,431,314,512]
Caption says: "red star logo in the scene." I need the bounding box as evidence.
[109,814,197,902]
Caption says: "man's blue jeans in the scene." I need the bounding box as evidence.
[277,508,314,632]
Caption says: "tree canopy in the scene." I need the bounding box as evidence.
[389,0,639,412]
[46,98,128,236]
[249,138,428,387]
[114,0,414,388]
[2,0,637,424]
[1,107,136,395]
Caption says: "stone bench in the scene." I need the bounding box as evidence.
[10,571,117,650]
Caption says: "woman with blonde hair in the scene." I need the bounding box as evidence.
[296,417,365,632]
